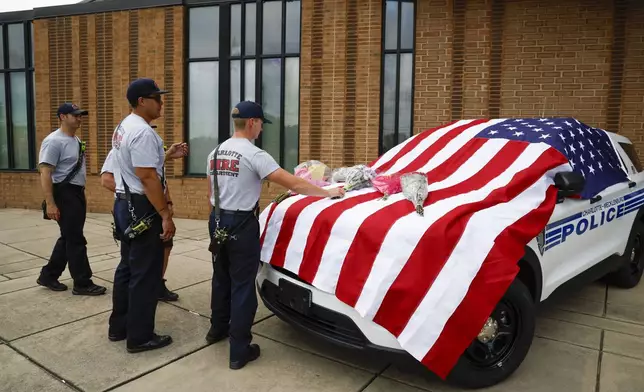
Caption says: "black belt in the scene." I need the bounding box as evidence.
[220,209,254,216]
[53,183,85,191]
[116,192,145,200]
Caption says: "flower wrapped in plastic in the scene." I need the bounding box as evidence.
[371,173,403,200]
[342,164,378,192]
[294,160,332,187]
[401,172,429,216]
[273,160,332,202]
[330,167,351,184]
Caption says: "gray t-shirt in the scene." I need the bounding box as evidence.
[38,129,86,186]
[102,147,167,197]
[111,113,165,195]
[101,148,114,175]
[207,138,280,211]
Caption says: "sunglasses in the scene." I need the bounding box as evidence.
[142,95,162,103]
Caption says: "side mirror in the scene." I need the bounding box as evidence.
[554,171,585,200]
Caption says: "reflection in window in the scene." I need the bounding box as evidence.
[0,75,7,168]
[8,24,25,69]
[188,62,219,174]
[284,58,300,173]
[262,58,281,162]
[189,7,219,58]
[11,72,29,169]
[262,1,282,55]
[245,3,256,56]
[186,1,301,174]
[0,22,35,171]
[380,0,415,154]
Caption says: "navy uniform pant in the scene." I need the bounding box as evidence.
[108,195,164,346]
[40,183,94,287]
[208,209,260,362]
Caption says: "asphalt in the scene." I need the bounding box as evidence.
[0,208,643,392]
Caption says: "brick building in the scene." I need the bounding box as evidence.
[0,0,642,219]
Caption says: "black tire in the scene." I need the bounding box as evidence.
[445,278,535,389]
[604,219,644,289]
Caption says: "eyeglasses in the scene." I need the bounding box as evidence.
[142,95,162,103]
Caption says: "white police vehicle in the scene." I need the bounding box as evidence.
[256,128,644,389]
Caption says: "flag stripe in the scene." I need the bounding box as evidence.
[422,185,559,379]
[391,119,491,174]
[268,195,325,267]
[259,201,278,249]
[334,138,495,308]
[260,194,308,263]
[373,120,470,174]
[395,157,570,362]
[296,190,385,282]
[368,120,460,170]
[381,120,485,175]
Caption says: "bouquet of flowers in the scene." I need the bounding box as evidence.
[341,164,378,192]
[294,160,332,187]
[401,172,429,216]
[371,173,403,200]
[273,160,332,203]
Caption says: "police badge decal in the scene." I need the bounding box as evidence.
[536,229,545,256]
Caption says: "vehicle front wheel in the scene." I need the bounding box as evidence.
[446,278,535,389]
[604,220,644,289]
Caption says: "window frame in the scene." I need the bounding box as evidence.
[0,20,36,172]
[378,0,416,156]
[183,0,302,177]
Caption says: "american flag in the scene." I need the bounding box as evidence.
[481,117,629,199]
[258,118,628,379]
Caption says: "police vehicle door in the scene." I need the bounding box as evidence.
[537,140,644,300]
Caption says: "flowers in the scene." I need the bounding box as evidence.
[371,173,403,200]
[294,160,332,188]
[282,160,429,216]
[400,172,429,216]
[341,165,378,191]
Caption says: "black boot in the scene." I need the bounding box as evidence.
[158,279,179,302]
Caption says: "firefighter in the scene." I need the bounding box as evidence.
[107,78,175,353]
[205,101,344,369]
[37,102,107,296]
[101,142,188,301]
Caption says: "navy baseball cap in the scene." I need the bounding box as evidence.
[57,102,88,117]
[126,78,169,102]
[231,101,272,124]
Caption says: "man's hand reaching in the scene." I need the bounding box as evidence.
[165,143,189,161]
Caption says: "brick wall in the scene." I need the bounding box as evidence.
[621,1,644,157]
[499,0,613,124]
[1,0,643,220]
[298,0,382,168]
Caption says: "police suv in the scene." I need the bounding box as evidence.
[256,127,644,389]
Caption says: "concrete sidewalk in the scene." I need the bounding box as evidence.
[1,208,643,392]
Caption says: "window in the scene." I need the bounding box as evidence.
[0,21,35,170]
[380,0,415,154]
[186,0,301,175]
[619,142,643,173]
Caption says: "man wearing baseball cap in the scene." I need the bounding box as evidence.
[107,78,176,353]
[205,101,344,369]
[37,102,107,296]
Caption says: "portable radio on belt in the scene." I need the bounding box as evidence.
[121,175,161,240]
[124,213,155,239]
